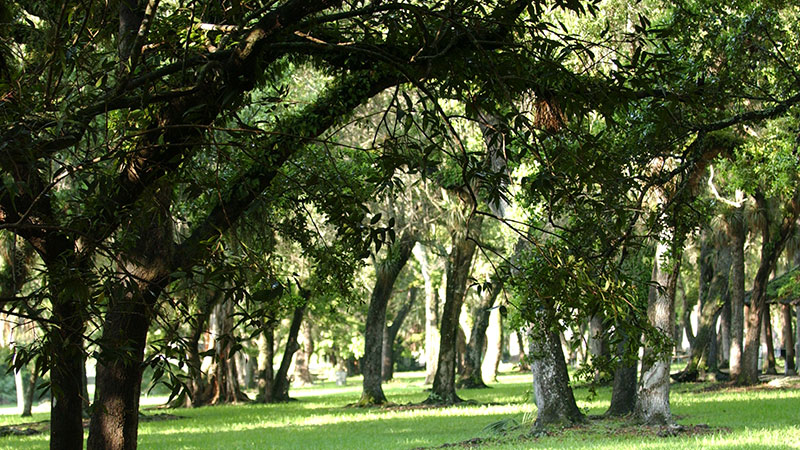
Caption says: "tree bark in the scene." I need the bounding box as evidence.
[606,327,638,417]
[413,244,440,385]
[589,313,612,383]
[206,297,250,404]
[529,317,585,428]
[718,297,731,368]
[781,304,796,375]
[677,239,730,381]
[294,320,314,386]
[88,190,173,450]
[633,235,682,425]
[256,322,276,403]
[739,191,799,385]
[271,302,306,402]
[459,279,502,388]
[359,230,416,405]
[762,308,777,375]
[426,213,483,405]
[382,288,417,382]
[482,307,503,382]
[728,205,746,380]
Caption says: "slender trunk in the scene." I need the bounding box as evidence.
[589,314,611,383]
[459,279,502,388]
[739,191,799,385]
[413,244,439,385]
[382,288,417,382]
[359,231,416,405]
[728,206,746,379]
[256,323,276,403]
[762,308,777,375]
[271,303,306,402]
[528,316,585,428]
[14,365,24,416]
[427,214,483,405]
[22,369,38,417]
[606,327,638,417]
[207,296,250,404]
[294,320,314,386]
[719,297,731,368]
[796,304,800,376]
[516,331,531,371]
[633,235,682,425]
[482,307,503,382]
[678,241,730,381]
[781,304,796,375]
[182,301,214,407]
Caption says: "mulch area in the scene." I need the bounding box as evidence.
[693,375,800,393]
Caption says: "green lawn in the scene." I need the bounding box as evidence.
[1,371,798,449]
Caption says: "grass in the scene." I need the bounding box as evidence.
[0,371,798,449]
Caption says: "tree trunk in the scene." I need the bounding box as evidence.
[796,304,800,376]
[728,205,746,380]
[633,235,682,425]
[425,216,483,405]
[677,240,730,381]
[382,288,417,382]
[781,304,796,375]
[459,279,502,388]
[718,297,731,368]
[739,191,799,385]
[426,214,483,405]
[762,308,777,375]
[528,318,585,428]
[271,303,306,402]
[359,230,416,405]
[256,323,276,403]
[482,307,503,383]
[206,297,250,404]
[606,328,638,417]
[294,320,314,386]
[22,369,38,417]
[413,244,440,385]
[589,314,611,383]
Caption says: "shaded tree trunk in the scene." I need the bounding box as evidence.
[589,314,611,383]
[382,288,417,382]
[256,323,276,403]
[271,302,307,402]
[728,205,746,380]
[606,327,638,417]
[718,297,731,368]
[677,239,730,381]
[781,304,796,375]
[459,279,502,388]
[528,317,585,428]
[426,213,483,405]
[359,231,417,405]
[206,297,250,404]
[294,320,315,386]
[762,308,777,375]
[739,191,799,385]
[634,235,682,425]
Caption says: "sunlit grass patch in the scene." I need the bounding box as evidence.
[1,371,798,449]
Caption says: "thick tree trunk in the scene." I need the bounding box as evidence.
[426,214,483,405]
[459,279,502,388]
[382,288,417,382]
[762,308,778,375]
[633,236,682,425]
[739,192,799,385]
[206,297,250,405]
[606,328,638,417]
[781,304,796,375]
[271,303,306,402]
[728,206,746,380]
[413,244,440,385]
[294,320,314,386]
[528,318,585,428]
[359,231,416,405]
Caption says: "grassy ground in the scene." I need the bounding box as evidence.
[0,371,798,449]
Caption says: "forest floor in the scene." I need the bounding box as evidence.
[0,370,798,449]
